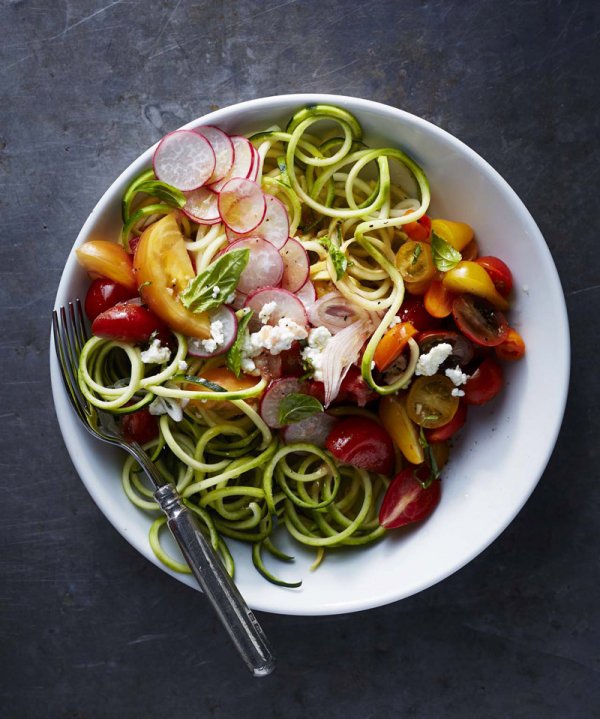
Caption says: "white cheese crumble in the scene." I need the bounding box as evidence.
[140,338,171,365]
[212,286,221,298]
[415,343,453,376]
[451,388,465,397]
[445,365,468,387]
[200,319,225,354]
[301,326,332,382]
[178,360,189,371]
[239,317,309,375]
[225,292,236,304]
[389,316,401,328]
[149,396,188,422]
[258,301,278,324]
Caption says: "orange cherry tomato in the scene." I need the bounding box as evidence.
[424,279,455,318]
[403,213,432,242]
[475,256,513,297]
[443,261,509,311]
[76,240,137,290]
[495,327,526,361]
[430,219,474,251]
[395,241,436,287]
[187,367,261,414]
[406,376,459,428]
[373,321,418,371]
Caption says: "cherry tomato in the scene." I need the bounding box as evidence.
[279,342,305,377]
[430,219,474,251]
[326,417,395,475]
[418,330,474,367]
[425,401,467,442]
[379,467,441,529]
[121,408,159,444]
[91,302,168,342]
[373,321,418,371]
[464,357,504,405]
[188,367,261,414]
[424,279,455,318]
[397,296,441,331]
[443,261,509,310]
[84,278,138,321]
[495,327,526,361]
[76,241,137,290]
[338,366,379,406]
[403,213,432,242]
[395,241,436,286]
[452,294,509,347]
[379,394,424,464]
[475,256,513,297]
[406,376,459,428]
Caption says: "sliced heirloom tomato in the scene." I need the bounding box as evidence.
[325,417,395,475]
[425,401,467,442]
[84,278,138,321]
[379,467,441,529]
[395,241,436,294]
[418,330,474,367]
[424,279,455,318]
[452,294,509,347]
[373,321,418,372]
[464,357,503,405]
[406,375,459,429]
[379,394,424,465]
[397,296,441,331]
[430,219,474,251]
[495,327,526,361]
[76,240,137,290]
[443,261,509,311]
[91,302,168,342]
[475,256,513,297]
[133,213,211,339]
[187,367,261,414]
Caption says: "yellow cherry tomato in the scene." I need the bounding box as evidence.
[75,241,136,290]
[406,376,459,429]
[442,261,509,311]
[430,219,474,251]
[395,241,436,285]
[379,394,424,465]
[133,213,211,339]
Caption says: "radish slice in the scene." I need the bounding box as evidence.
[247,143,261,182]
[282,412,338,447]
[195,126,234,184]
[153,130,216,191]
[225,238,284,295]
[209,136,255,191]
[244,287,308,328]
[226,194,290,250]
[186,305,237,357]
[296,280,317,308]
[183,187,220,224]
[280,238,310,293]
[218,178,267,234]
[259,378,303,428]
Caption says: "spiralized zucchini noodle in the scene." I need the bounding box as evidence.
[78,104,432,587]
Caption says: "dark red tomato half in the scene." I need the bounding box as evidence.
[475,256,513,297]
[92,302,168,343]
[326,417,395,475]
[84,278,138,321]
[425,401,467,442]
[397,296,441,332]
[464,357,504,405]
[418,330,474,367]
[121,408,159,444]
[339,366,378,406]
[379,467,441,529]
[452,294,509,347]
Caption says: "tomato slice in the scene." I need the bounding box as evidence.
[397,296,441,331]
[91,302,168,342]
[495,327,526,361]
[418,330,474,367]
[425,401,467,442]
[122,409,159,444]
[452,294,508,347]
[424,279,455,318]
[403,213,432,242]
[325,417,395,475]
[464,357,503,405]
[373,322,417,371]
[406,375,459,428]
[76,241,137,290]
[379,394,424,464]
[395,241,436,285]
[475,256,513,297]
[84,278,138,321]
[379,467,441,529]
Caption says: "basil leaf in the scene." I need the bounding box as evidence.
[411,243,422,265]
[278,393,324,425]
[180,249,250,314]
[431,231,462,272]
[319,236,348,281]
[182,375,227,392]
[136,180,186,210]
[226,309,254,377]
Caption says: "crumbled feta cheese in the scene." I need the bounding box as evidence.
[445,365,468,387]
[249,318,308,355]
[415,343,453,376]
[178,360,188,371]
[301,326,332,382]
[225,292,236,304]
[389,316,401,328]
[451,388,465,397]
[149,396,186,422]
[241,357,259,375]
[200,319,225,355]
[258,301,278,324]
[140,339,171,365]
[212,285,221,298]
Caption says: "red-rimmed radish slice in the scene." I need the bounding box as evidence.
[282,412,338,447]
[280,238,310,293]
[153,130,216,191]
[259,378,303,428]
[296,280,316,308]
[183,187,220,224]
[225,238,284,295]
[195,126,234,184]
[247,143,261,182]
[218,178,266,234]
[244,287,308,328]
[209,136,255,191]
[226,194,290,250]
[186,305,237,358]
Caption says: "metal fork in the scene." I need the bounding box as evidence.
[52,300,275,677]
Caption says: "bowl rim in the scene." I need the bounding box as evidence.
[50,93,570,615]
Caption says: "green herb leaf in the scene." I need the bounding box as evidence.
[411,243,422,265]
[418,427,441,487]
[182,375,227,392]
[431,231,462,272]
[226,309,254,377]
[136,180,186,210]
[319,233,348,281]
[278,393,324,425]
[180,249,250,314]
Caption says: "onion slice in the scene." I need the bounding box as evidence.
[308,291,369,335]
[321,319,372,407]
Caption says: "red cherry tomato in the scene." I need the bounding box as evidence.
[425,401,467,442]
[279,342,304,377]
[403,214,432,242]
[379,467,441,528]
[475,256,513,297]
[84,278,138,321]
[91,302,168,343]
[306,380,326,404]
[338,366,378,406]
[121,408,159,444]
[397,296,441,331]
[452,294,509,347]
[464,357,504,405]
[326,417,395,475]
[418,330,474,367]
[495,327,526,361]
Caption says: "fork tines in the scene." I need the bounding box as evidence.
[52,299,89,419]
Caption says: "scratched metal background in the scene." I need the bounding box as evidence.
[1,1,599,717]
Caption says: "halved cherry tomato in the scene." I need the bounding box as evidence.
[395,241,436,287]
[122,409,159,445]
[475,256,513,297]
[338,366,378,406]
[452,294,509,347]
[464,357,503,405]
[373,322,418,371]
[443,262,509,310]
[397,296,441,331]
[134,213,211,339]
[379,394,424,464]
[418,330,474,367]
[379,467,441,528]
[406,376,459,428]
[326,417,395,475]
[403,213,432,242]
[84,278,137,321]
[76,240,137,290]
[424,280,455,318]
[495,327,526,361]
[425,401,467,442]
[91,302,168,342]
[430,219,474,251]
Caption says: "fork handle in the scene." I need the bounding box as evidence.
[154,484,276,677]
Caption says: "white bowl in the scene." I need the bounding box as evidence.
[51,94,569,616]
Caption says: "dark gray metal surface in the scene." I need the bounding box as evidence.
[1,1,598,716]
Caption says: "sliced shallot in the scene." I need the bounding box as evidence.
[321,319,372,406]
[308,291,369,335]
[153,130,216,191]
